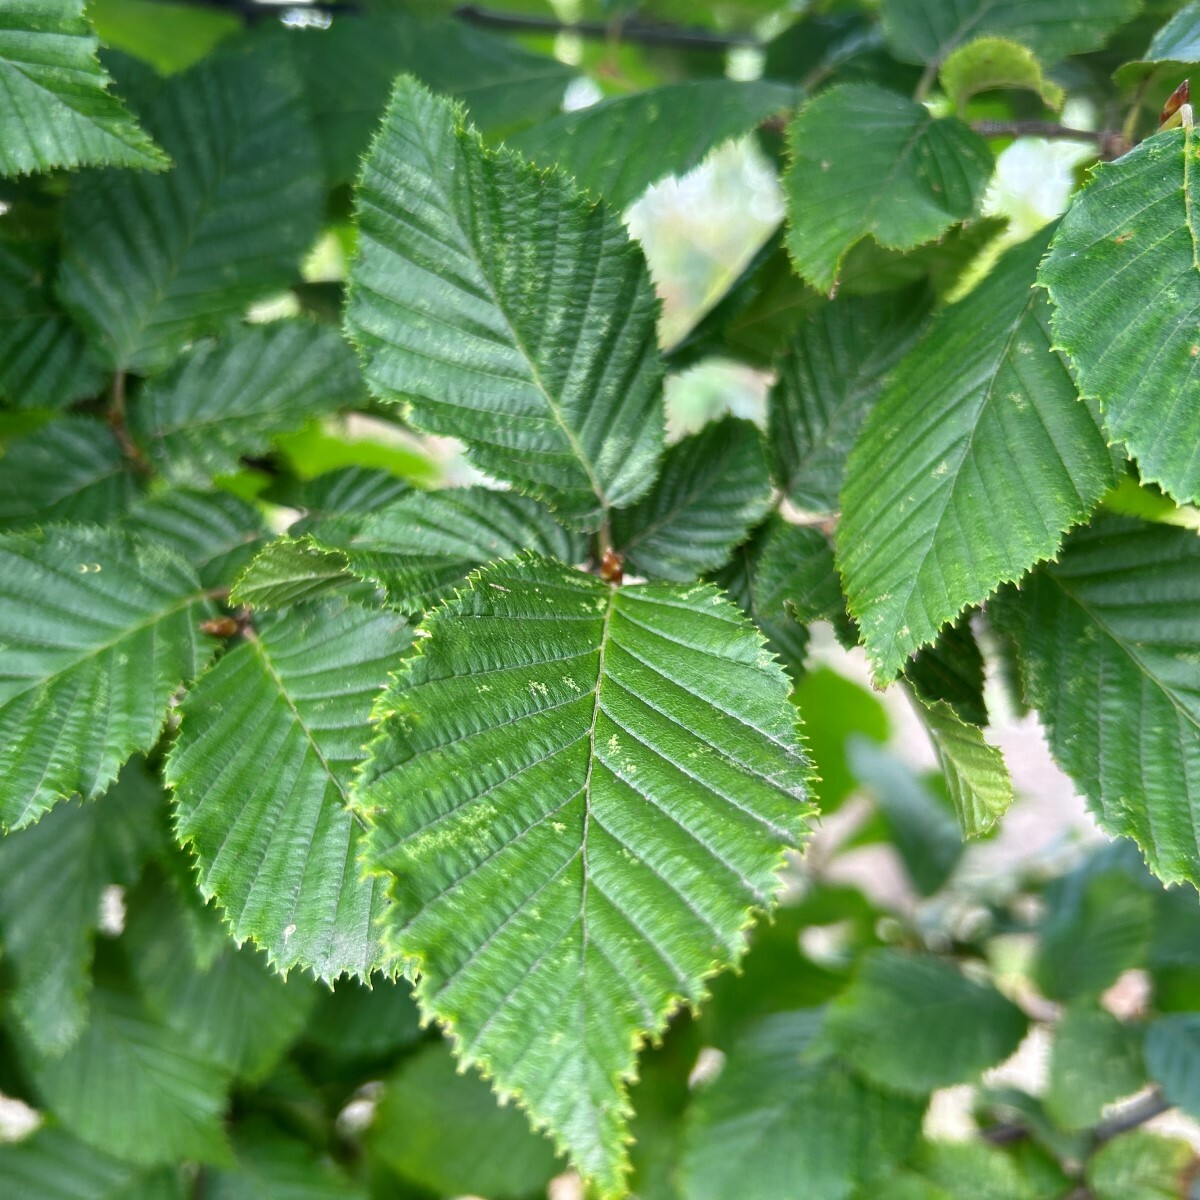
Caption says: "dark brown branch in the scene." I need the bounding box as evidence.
[1093,1089,1171,1144]
[971,120,1131,159]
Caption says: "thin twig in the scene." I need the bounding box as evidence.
[1093,1089,1171,1144]
[106,370,153,476]
[971,120,1104,142]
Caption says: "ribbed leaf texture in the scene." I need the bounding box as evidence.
[997,517,1200,886]
[510,80,796,211]
[0,0,166,176]
[1040,128,1200,505]
[612,417,773,582]
[0,526,215,830]
[370,1043,562,1199]
[0,763,161,1053]
[58,43,322,371]
[916,697,1013,837]
[20,986,232,1167]
[783,84,992,293]
[358,555,811,1193]
[0,231,105,407]
[0,416,136,531]
[905,618,988,727]
[838,231,1118,680]
[827,949,1028,1094]
[1117,3,1200,85]
[231,537,362,612]
[681,1011,924,1200]
[769,286,928,512]
[169,599,410,978]
[345,77,664,530]
[881,0,1141,65]
[0,1128,182,1200]
[129,322,360,483]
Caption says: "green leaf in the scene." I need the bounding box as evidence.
[0,526,216,830]
[124,488,268,591]
[612,417,773,582]
[0,761,162,1053]
[358,555,811,1193]
[710,517,815,679]
[838,230,1117,681]
[58,43,322,372]
[996,517,1200,886]
[0,415,136,531]
[885,1140,1040,1200]
[1045,1005,1146,1130]
[509,80,796,211]
[1146,1014,1200,1120]
[267,466,411,526]
[681,1011,923,1200]
[916,698,1014,837]
[369,1042,562,1199]
[905,618,987,727]
[286,13,575,185]
[881,0,1141,66]
[0,0,166,176]
[0,1128,183,1200]
[1033,862,1153,1000]
[0,230,106,408]
[345,77,664,531]
[21,985,232,1166]
[1116,3,1200,86]
[169,599,410,979]
[1087,1131,1194,1200]
[207,1132,368,1200]
[849,737,964,895]
[89,0,240,76]
[939,36,1065,112]
[231,537,361,612]
[769,286,928,512]
[128,322,360,484]
[302,974,422,1063]
[1040,127,1200,505]
[826,949,1028,1093]
[783,84,992,293]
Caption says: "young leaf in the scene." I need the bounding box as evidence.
[1040,127,1200,505]
[0,762,162,1054]
[881,0,1141,66]
[783,84,992,293]
[0,415,136,531]
[358,555,811,1193]
[611,417,774,582]
[0,526,216,830]
[916,698,1013,837]
[997,517,1200,886]
[58,43,322,372]
[0,0,167,176]
[345,77,664,530]
[169,599,410,979]
[826,949,1028,1093]
[231,537,359,612]
[510,80,797,211]
[1045,1005,1146,1131]
[939,37,1065,112]
[681,1011,923,1200]
[129,322,360,484]
[369,1042,562,1199]
[0,232,106,408]
[20,985,232,1166]
[838,231,1117,681]
[769,286,928,512]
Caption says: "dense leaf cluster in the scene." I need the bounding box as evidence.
[2,0,1200,1196]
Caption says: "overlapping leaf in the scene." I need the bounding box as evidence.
[0,0,166,176]
[0,1128,183,1200]
[783,84,992,293]
[838,231,1118,680]
[0,416,136,530]
[996,517,1200,886]
[612,417,773,582]
[510,80,796,210]
[939,37,1064,111]
[358,555,811,1193]
[769,286,928,512]
[881,0,1141,66]
[681,1011,923,1200]
[0,526,215,829]
[1045,1005,1146,1130]
[345,77,664,530]
[1040,127,1200,505]
[129,322,360,483]
[1116,3,1200,85]
[58,43,322,371]
[169,598,410,978]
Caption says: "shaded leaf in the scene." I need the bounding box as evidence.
[1145,1013,1200,1120]
[1045,1005,1146,1130]
[939,37,1064,112]
[1087,1131,1194,1200]
[905,618,987,727]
